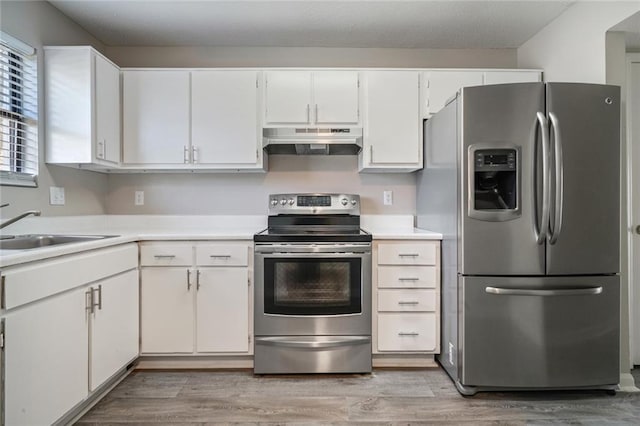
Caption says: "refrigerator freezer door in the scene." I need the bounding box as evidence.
[459,275,620,389]
[460,83,546,275]
[545,83,620,275]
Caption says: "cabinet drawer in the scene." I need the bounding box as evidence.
[377,242,438,265]
[377,313,437,352]
[196,243,250,266]
[139,243,193,266]
[378,289,436,312]
[377,266,437,288]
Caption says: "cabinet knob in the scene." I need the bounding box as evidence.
[636,225,640,235]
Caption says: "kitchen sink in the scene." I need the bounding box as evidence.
[0,234,117,250]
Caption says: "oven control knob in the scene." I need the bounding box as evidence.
[270,199,278,206]
[280,199,287,206]
[288,198,295,205]
[341,197,348,206]
[351,199,357,206]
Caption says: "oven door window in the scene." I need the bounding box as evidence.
[264,257,362,315]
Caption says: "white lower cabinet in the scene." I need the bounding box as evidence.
[196,268,249,353]
[373,240,441,357]
[1,244,139,425]
[90,270,140,391]
[140,241,252,355]
[4,287,89,426]
[141,267,195,353]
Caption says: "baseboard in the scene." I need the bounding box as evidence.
[372,354,437,368]
[136,355,254,369]
[618,372,640,392]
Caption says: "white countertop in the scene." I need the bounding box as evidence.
[0,215,441,268]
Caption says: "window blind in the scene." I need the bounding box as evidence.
[0,32,38,187]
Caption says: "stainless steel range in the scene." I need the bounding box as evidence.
[253,193,372,374]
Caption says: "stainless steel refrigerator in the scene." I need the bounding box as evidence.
[417,82,620,395]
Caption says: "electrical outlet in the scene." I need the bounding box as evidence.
[49,186,65,205]
[134,191,144,206]
[383,190,393,206]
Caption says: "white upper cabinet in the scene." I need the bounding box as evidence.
[45,46,121,169]
[422,70,542,118]
[483,70,541,85]
[122,70,190,164]
[191,71,261,167]
[423,70,483,117]
[360,71,422,172]
[94,54,121,163]
[264,70,359,126]
[264,71,311,124]
[313,71,360,124]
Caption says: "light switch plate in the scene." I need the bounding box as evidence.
[49,186,65,205]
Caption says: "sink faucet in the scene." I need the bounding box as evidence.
[0,204,41,230]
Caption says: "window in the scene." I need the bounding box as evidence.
[0,32,38,187]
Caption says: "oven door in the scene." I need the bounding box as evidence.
[254,244,372,336]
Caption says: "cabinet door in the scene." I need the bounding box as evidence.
[264,71,312,124]
[90,269,139,391]
[4,287,89,425]
[140,267,194,353]
[424,70,483,116]
[94,54,121,163]
[363,71,421,168]
[192,71,260,165]
[196,268,249,353]
[483,71,541,85]
[123,70,190,164]
[313,71,359,124]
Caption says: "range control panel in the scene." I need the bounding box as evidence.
[268,193,360,215]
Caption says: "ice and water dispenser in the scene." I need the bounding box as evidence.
[469,148,520,221]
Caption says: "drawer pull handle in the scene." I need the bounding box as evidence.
[154,255,176,259]
[398,253,419,257]
[210,255,231,259]
[398,332,419,336]
[398,301,419,305]
[398,277,419,281]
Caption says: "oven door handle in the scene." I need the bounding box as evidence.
[255,336,371,349]
[257,251,369,257]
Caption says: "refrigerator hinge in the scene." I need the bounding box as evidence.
[248,276,251,287]
[248,335,251,344]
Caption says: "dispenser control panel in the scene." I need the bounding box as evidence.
[474,149,516,172]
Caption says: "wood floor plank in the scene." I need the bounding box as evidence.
[78,397,349,423]
[76,369,640,425]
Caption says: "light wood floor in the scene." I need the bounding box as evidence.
[77,368,640,425]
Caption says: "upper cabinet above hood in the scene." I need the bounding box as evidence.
[262,128,363,155]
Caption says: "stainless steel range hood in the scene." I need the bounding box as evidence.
[263,128,362,155]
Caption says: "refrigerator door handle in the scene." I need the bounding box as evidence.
[548,112,564,245]
[485,286,603,296]
[535,112,551,244]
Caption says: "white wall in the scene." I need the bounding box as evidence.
[518,2,640,83]
[106,156,416,215]
[105,46,516,69]
[0,1,109,219]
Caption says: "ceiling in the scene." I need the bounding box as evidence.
[47,0,577,49]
